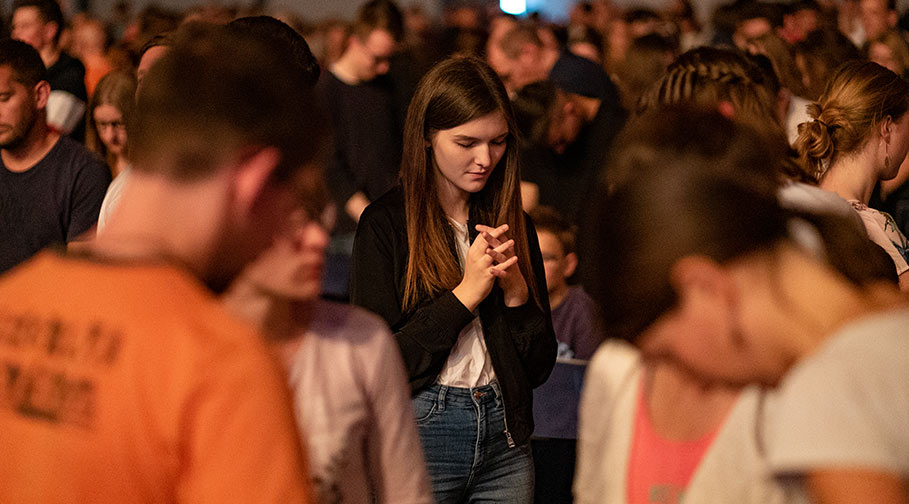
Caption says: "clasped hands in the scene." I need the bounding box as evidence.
[452,223,529,312]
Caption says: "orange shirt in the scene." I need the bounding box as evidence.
[0,252,313,503]
[626,383,719,504]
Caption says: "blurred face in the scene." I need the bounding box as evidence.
[234,208,330,300]
[861,0,892,41]
[509,44,547,92]
[352,29,396,82]
[546,93,584,154]
[12,7,50,52]
[0,66,39,149]
[636,256,799,387]
[734,18,772,50]
[431,111,508,200]
[93,104,127,156]
[869,41,901,74]
[487,18,517,89]
[790,9,819,40]
[486,42,513,90]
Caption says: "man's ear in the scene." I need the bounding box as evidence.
[563,251,578,278]
[232,147,282,216]
[33,80,50,110]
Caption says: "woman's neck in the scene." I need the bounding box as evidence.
[436,180,470,224]
[820,149,879,204]
[222,279,316,340]
[113,154,130,178]
[645,363,739,441]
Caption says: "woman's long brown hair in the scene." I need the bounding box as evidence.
[400,56,539,312]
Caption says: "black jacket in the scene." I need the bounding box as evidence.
[350,187,557,446]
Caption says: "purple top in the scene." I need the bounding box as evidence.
[551,286,604,361]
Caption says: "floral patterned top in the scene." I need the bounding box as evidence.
[849,200,909,276]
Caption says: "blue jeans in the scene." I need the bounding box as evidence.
[412,382,534,504]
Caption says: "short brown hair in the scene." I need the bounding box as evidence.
[131,24,326,187]
[12,0,65,44]
[499,24,542,59]
[530,206,577,255]
[351,0,403,42]
[0,38,48,87]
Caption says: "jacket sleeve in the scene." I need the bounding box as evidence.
[503,215,557,388]
[350,203,475,383]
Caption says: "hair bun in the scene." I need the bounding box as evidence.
[796,103,839,178]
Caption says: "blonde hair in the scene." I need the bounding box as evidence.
[795,61,909,179]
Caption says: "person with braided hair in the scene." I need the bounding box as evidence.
[637,46,864,232]
[795,60,909,289]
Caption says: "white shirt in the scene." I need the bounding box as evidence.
[437,219,496,388]
[281,301,433,504]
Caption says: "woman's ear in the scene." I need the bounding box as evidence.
[881,115,894,144]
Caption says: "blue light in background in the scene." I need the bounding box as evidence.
[500,0,526,16]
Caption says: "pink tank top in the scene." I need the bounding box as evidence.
[626,382,719,504]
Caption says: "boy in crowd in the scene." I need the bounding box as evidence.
[533,205,604,359]
[0,25,324,502]
[531,206,605,504]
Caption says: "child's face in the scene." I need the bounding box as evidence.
[546,93,584,154]
[537,230,571,294]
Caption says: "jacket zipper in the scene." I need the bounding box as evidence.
[501,394,516,448]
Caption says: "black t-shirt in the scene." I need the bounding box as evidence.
[0,136,111,272]
[316,71,402,234]
[47,51,87,101]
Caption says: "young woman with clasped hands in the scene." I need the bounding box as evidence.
[351,56,556,504]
